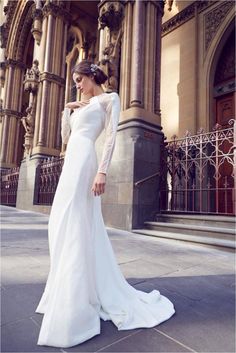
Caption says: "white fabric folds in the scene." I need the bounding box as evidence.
[36,92,175,348]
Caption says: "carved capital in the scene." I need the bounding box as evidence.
[98,0,125,31]
[2,109,23,119]
[43,2,71,23]
[5,59,26,69]
[40,71,65,86]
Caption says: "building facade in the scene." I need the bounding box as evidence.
[1,0,166,229]
[161,0,235,139]
[0,0,235,229]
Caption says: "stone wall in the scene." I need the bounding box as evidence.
[161,0,235,140]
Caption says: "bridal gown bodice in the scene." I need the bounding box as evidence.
[35,92,175,348]
[61,92,120,174]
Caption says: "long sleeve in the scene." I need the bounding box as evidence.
[97,92,121,174]
[61,107,71,145]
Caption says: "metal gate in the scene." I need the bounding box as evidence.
[159,120,235,215]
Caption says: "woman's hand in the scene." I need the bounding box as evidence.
[91,173,106,196]
[65,100,90,110]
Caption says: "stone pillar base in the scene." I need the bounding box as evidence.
[100,120,163,230]
[16,155,51,214]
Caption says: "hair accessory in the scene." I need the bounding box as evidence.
[90,64,99,73]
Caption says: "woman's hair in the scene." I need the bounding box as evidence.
[71,60,108,85]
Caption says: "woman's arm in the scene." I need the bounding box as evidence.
[91,92,120,196]
[97,92,120,174]
[61,108,71,145]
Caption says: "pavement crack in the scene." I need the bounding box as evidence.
[153,328,198,352]
[30,316,41,328]
[94,329,143,352]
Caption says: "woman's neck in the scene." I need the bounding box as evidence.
[92,86,104,97]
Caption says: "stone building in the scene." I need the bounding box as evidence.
[0,0,235,232]
[161,0,235,139]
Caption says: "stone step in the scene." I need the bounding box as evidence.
[133,229,235,249]
[145,221,235,241]
[155,213,235,229]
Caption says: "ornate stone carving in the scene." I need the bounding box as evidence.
[21,105,35,155]
[0,62,6,86]
[12,3,34,61]
[162,2,195,36]
[5,59,25,69]
[98,1,124,92]
[21,105,34,135]
[204,1,234,52]
[162,1,213,37]
[2,109,22,119]
[22,60,40,155]
[0,1,17,49]
[100,28,122,92]
[99,0,125,31]
[23,59,40,93]
[31,8,43,45]
[43,2,71,23]
[40,72,65,86]
[196,0,212,13]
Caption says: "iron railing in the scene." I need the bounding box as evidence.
[0,167,20,206]
[34,156,64,205]
[159,120,235,215]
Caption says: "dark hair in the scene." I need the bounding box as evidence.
[71,60,108,85]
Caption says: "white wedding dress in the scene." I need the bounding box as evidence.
[35,92,175,348]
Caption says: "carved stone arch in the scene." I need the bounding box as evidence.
[201,8,235,131]
[1,0,18,50]
[11,1,35,62]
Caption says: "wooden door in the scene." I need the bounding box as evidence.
[215,92,235,214]
[216,92,235,127]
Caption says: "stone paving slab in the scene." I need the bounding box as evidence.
[1,205,235,353]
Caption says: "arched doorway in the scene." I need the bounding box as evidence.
[213,28,235,128]
[212,27,235,214]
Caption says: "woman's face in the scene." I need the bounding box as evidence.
[73,72,95,96]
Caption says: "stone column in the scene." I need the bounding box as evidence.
[16,2,71,211]
[0,60,25,169]
[99,0,165,230]
[32,2,70,156]
[130,0,145,107]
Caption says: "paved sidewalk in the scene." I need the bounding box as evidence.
[1,205,235,353]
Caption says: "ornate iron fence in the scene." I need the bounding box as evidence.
[34,156,64,205]
[0,167,20,206]
[159,120,235,215]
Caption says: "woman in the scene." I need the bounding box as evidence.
[35,60,175,348]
